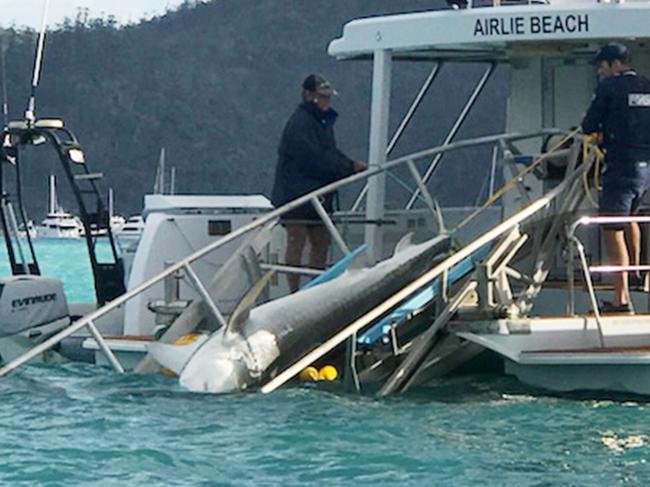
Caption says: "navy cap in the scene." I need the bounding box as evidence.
[302,74,338,96]
[593,43,629,65]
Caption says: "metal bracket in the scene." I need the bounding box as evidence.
[475,227,528,313]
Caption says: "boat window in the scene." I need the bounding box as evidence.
[208,220,231,236]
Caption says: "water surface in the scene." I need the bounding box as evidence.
[0,240,648,485]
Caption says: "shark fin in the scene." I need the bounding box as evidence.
[227,269,276,333]
[147,334,209,375]
[393,232,414,255]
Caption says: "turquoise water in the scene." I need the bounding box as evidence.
[0,239,106,303]
[0,240,649,485]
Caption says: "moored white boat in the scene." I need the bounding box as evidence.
[36,175,82,239]
[114,215,144,249]
[37,211,83,239]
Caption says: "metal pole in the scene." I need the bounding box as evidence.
[406,63,495,209]
[568,242,576,316]
[108,188,114,221]
[6,202,28,274]
[48,174,56,214]
[87,320,125,373]
[183,263,228,329]
[573,238,605,347]
[406,159,439,224]
[259,263,323,277]
[1,40,9,127]
[310,196,351,256]
[25,0,50,124]
[351,63,441,211]
[344,333,361,393]
[489,145,498,198]
[159,148,166,195]
[365,49,392,264]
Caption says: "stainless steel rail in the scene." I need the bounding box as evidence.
[567,215,650,337]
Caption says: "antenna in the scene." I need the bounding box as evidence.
[159,147,166,194]
[153,148,166,194]
[25,0,50,125]
[1,39,8,128]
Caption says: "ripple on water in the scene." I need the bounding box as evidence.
[0,364,650,485]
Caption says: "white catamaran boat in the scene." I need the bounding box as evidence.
[36,175,83,239]
[323,0,650,398]
[114,215,143,245]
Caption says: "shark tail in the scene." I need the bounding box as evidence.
[147,334,209,375]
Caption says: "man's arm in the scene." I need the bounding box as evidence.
[582,82,610,134]
[284,118,354,183]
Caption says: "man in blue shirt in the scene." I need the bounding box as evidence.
[582,43,650,312]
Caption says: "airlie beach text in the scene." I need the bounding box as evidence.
[473,14,589,37]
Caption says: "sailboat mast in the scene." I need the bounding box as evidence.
[108,188,114,220]
[1,41,8,128]
[48,174,56,214]
[159,148,166,194]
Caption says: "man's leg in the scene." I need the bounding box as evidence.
[625,222,641,276]
[306,224,331,270]
[604,227,630,306]
[285,223,307,293]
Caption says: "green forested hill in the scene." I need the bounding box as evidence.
[1,0,506,218]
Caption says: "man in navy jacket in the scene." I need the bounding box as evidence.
[582,43,650,312]
[272,74,365,292]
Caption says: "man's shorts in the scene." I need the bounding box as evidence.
[279,194,335,225]
[600,160,650,228]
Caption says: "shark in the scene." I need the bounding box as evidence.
[149,233,451,393]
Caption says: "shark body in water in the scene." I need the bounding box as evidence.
[150,233,450,393]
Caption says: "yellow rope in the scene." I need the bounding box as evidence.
[455,128,581,232]
[582,135,603,208]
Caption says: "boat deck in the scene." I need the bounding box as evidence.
[527,346,650,355]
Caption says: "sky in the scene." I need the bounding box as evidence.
[0,0,188,29]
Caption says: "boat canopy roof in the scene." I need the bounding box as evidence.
[328,2,650,63]
[143,194,273,217]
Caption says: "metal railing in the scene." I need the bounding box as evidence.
[567,215,650,347]
[0,129,562,378]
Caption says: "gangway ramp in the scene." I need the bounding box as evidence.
[260,186,567,394]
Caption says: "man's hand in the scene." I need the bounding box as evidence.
[353,160,367,173]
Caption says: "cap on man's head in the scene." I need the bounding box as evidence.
[302,74,338,97]
[593,43,629,65]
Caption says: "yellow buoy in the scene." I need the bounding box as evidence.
[160,334,202,377]
[173,334,201,346]
[319,365,338,381]
[161,367,177,378]
[299,366,320,382]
